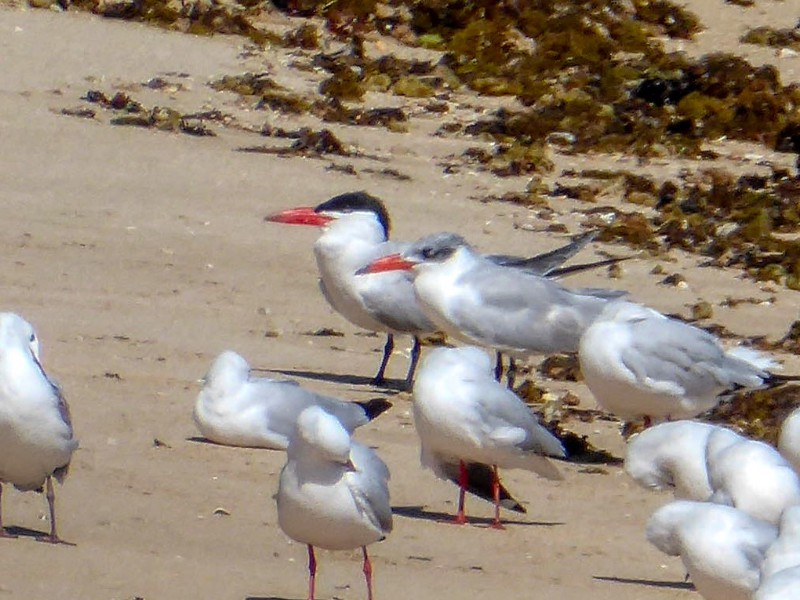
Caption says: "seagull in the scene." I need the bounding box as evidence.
[267,192,625,389]
[0,313,78,544]
[411,346,565,528]
[624,421,743,500]
[646,500,777,600]
[707,438,800,525]
[276,405,392,600]
[578,300,796,424]
[754,565,800,600]
[761,506,800,580]
[359,232,623,386]
[778,406,800,473]
[193,350,391,450]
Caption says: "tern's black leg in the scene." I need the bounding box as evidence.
[506,357,517,390]
[495,352,504,381]
[373,334,394,385]
[404,336,422,390]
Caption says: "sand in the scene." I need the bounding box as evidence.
[0,2,799,598]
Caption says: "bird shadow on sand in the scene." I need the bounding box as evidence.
[245,596,303,600]
[264,368,406,394]
[593,575,694,590]
[3,525,49,540]
[392,505,563,528]
[185,436,246,447]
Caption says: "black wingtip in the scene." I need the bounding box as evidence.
[443,462,527,513]
[357,397,393,420]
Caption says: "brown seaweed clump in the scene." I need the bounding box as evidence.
[79,89,218,135]
[742,25,800,51]
[582,167,800,291]
[708,385,800,445]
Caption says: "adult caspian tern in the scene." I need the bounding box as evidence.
[276,405,392,600]
[0,313,77,544]
[359,231,624,375]
[267,192,621,389]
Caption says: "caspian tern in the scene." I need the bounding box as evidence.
[193,350,391,449]
[578,301,798,424]
[267,192,623,389]
[359,232,624,373]
[646,501,777,600]
[412,346,565,528]
[0,313,77,544]
[276,405,392,600]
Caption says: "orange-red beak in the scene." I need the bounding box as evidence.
[264,207,334,227]
[357,253,417,274]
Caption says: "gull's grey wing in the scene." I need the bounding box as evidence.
[619,317,765,398]
[471,379,566,458]
[349,442,393,534]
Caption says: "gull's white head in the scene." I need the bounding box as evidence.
[204,351,250,393]
[645,501,700,556]
[0,312,40,361]
[595,300,663,323]
[421,346,494,379]
[293,405,353,466]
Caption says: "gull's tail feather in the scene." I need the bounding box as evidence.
[357,397,393,420]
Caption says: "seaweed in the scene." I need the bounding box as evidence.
[742,25,800,51]
[579,166,800,291]
[241,127,354,157]
[77,89,217,135]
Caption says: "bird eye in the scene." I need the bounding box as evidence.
[421,247,434,259]
[29,333,36,343]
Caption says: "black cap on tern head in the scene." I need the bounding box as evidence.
[314,191,391,238]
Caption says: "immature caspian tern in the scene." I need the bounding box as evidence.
[646,501,777,600]
[579,301,798,425]
[277,406,392,600]
[268,193,623,389]
[359,232,623,386]
[194,350,391,450]
[412,346,565,528]
[0,313,77,544]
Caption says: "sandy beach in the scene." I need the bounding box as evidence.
[1,2,800,598]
